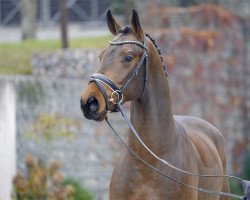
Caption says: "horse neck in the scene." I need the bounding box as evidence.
[129,41,175,157]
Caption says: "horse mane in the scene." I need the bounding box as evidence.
[145,33,168,77]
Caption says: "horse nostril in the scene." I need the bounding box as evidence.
[80,98,88,114]
[87,97,99,112]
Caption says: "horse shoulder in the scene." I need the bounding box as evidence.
[174,115,226,168]
[110,149,152,199]
[110,149,170,200]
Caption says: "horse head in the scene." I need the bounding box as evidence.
[80,10,147,121]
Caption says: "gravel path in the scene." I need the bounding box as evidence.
[0,23,109,43]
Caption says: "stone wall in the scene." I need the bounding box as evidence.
[32,50,98,79]
[141,4,250,173]
[1,49,129,200]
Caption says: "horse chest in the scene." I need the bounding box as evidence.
[110,171,164,200]
[110,171,183,200]
[109,153,185,200]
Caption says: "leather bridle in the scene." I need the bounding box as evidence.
[89,37,148,112]
[88,34,247,200]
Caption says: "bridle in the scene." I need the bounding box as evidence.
[89,37,148,112]
[88,34,247,200]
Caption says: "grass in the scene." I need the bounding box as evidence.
[0,35,111,74]
[229,179,243,200]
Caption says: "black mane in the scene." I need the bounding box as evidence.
[145,33,168,77]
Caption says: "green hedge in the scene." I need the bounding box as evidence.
[64,179,93,200]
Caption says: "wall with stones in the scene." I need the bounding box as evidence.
[1,50,129,200]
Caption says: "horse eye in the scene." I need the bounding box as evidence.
[123,55,134,63]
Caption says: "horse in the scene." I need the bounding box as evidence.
[80,9,231,200]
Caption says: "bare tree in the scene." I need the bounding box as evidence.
[58,0,68,49]
[125,0,134,24]
[21,0,37,40]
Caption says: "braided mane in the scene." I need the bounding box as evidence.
[145,33,168,77]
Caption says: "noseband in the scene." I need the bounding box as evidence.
[89,37,148,112]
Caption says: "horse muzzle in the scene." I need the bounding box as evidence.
[80,96,106,121]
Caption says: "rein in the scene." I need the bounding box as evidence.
[89,34,248,200]
[105,104,244,199]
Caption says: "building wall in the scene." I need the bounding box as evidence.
[0,80,16,200]
[0,49,129,200]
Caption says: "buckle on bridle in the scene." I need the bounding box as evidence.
[109,90,122,112]
[109,90,122,104]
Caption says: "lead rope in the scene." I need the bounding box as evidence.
[105,103,244,199]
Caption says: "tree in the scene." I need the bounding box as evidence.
[21,0,37,40]
[58,0,69,49]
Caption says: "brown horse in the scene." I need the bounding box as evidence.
[80,10,230,200]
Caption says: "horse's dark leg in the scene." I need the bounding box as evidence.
[241,180,250,200]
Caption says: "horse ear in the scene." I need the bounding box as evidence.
[107,10,121,35]
[131,9,143,38]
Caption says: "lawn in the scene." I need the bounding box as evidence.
[0,35,111,74]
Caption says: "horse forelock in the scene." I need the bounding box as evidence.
[118,26,133,35]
